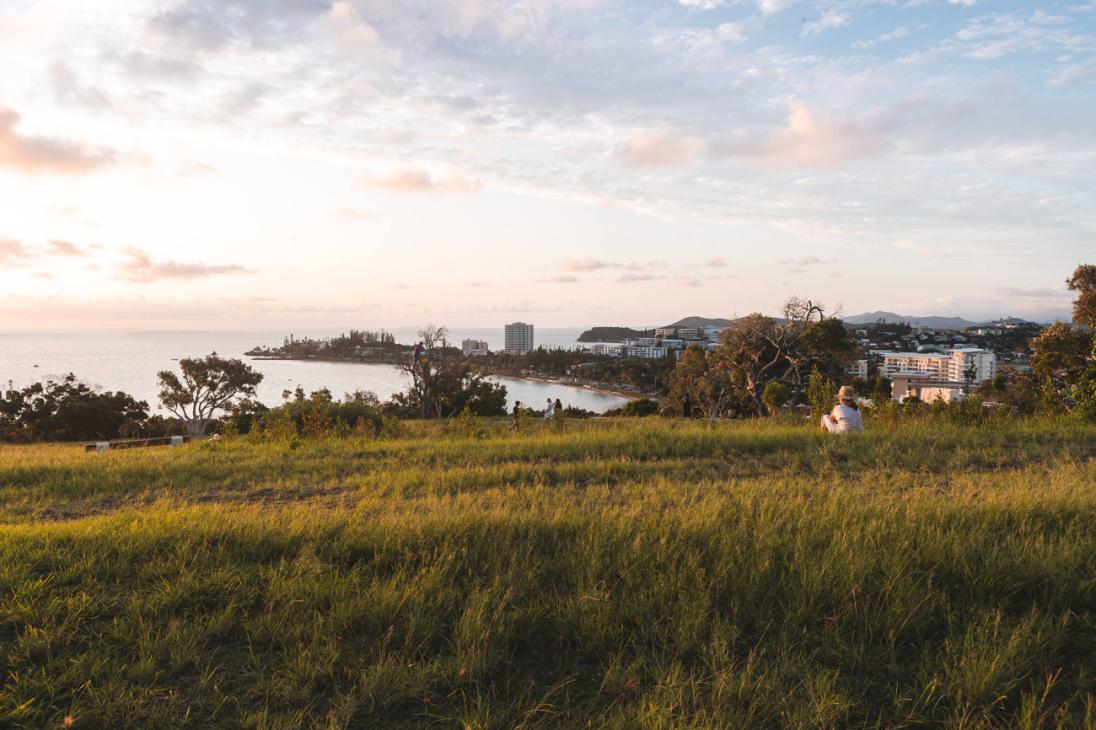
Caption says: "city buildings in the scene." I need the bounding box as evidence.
[461,339,489,357]
[504,322,535,354]
[881,347,997,402]
[881,348,996,383]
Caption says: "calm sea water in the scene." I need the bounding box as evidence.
[0,329,631,414]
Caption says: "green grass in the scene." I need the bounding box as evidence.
[1,418,1095,728]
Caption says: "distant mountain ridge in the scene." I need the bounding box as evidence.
[576,312,1043,344]
[666,316,735,329]
[842,311,984,330]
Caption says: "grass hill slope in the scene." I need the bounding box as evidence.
[2,418,1095,728]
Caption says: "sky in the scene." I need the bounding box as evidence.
[0,0,1092,330]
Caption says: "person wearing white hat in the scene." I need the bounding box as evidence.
[821,385,863,434]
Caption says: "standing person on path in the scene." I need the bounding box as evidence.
[544,398,555,420]
[821,386,864,434]
[554,398,563,416]
[511,401,522,429]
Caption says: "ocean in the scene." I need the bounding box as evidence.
[0,329,631,414]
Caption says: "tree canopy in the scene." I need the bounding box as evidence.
[0,375,150,442]
[158,354,264,435]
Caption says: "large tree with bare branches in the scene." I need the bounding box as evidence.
[395,324,506,418]
[667,298,853,417]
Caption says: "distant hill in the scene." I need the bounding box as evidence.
[666,316,734,329]
[576,326,646,343]
[843,311,984,330]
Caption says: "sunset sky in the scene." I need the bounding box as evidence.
[0,0,1092,330]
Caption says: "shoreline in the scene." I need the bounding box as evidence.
[491,373,644,402]
[245,354,648,402]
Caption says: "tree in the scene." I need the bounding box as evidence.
[665,345,737,419]
[806,366,836,419]
[158,353,264,435]
[396,325,507,418]
[1066,263,1096,329]
[1030,322,1091,384]
[0,375,150,442]
[1077,338,1096,422]
[717,298,850,416]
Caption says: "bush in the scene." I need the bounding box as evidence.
[605,398,660,417]
[254,389,384,438]
[761,381,791,415]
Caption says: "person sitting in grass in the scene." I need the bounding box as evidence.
[821,385,864,434]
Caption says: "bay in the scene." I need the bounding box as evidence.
[0,330,631,414]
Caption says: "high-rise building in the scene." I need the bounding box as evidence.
[504,322,535,353]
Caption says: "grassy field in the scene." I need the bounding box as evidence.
[2,417,1096,728]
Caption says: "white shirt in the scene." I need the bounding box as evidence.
[828,403,863,433]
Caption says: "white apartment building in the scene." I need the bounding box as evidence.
[949,347,997,382]
[676,327,705,341]
[461,339,489,357]
[882,348,996,383]
[624,345,668,359]
[503,322,534,354]
[847,359,868,379]
[590,343,623,357]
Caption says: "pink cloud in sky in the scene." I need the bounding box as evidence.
[0,238,31,267]
[364,169,483,194]
[754,102,879,169]
[0,107,115,174]
[618,129,703,169]
[115,247,251,283]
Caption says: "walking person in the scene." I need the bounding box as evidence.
[821,385,864,434]
[511,401,522,429]
[554,398,563,416]
[544,397,555,420]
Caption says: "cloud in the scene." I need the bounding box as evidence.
[537,274,580,282]
[327,1,381,49]
[852,25,912,50]
[0,238,31,267]
[363,169,483,194]
[49,61,111,109]
[780,255,836,267]
[618,272,665,283]
[115,51,204,81]
[116,247,251,283]
[678,0,723,9]
[747,102,880,169]
[997,286,1070,299]
[149,0,330,50]
[562,256,614,272]
[803,9,850,37]
[336,206,371,220]
[1051,60,1096,87]
[757,0,791,15]
[44,240,92,257]
[618,130,702,169]
[180,160,221,177]
[0,107,116,174]
[707,257,729,267]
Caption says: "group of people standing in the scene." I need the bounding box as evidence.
[511,398,564,427]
